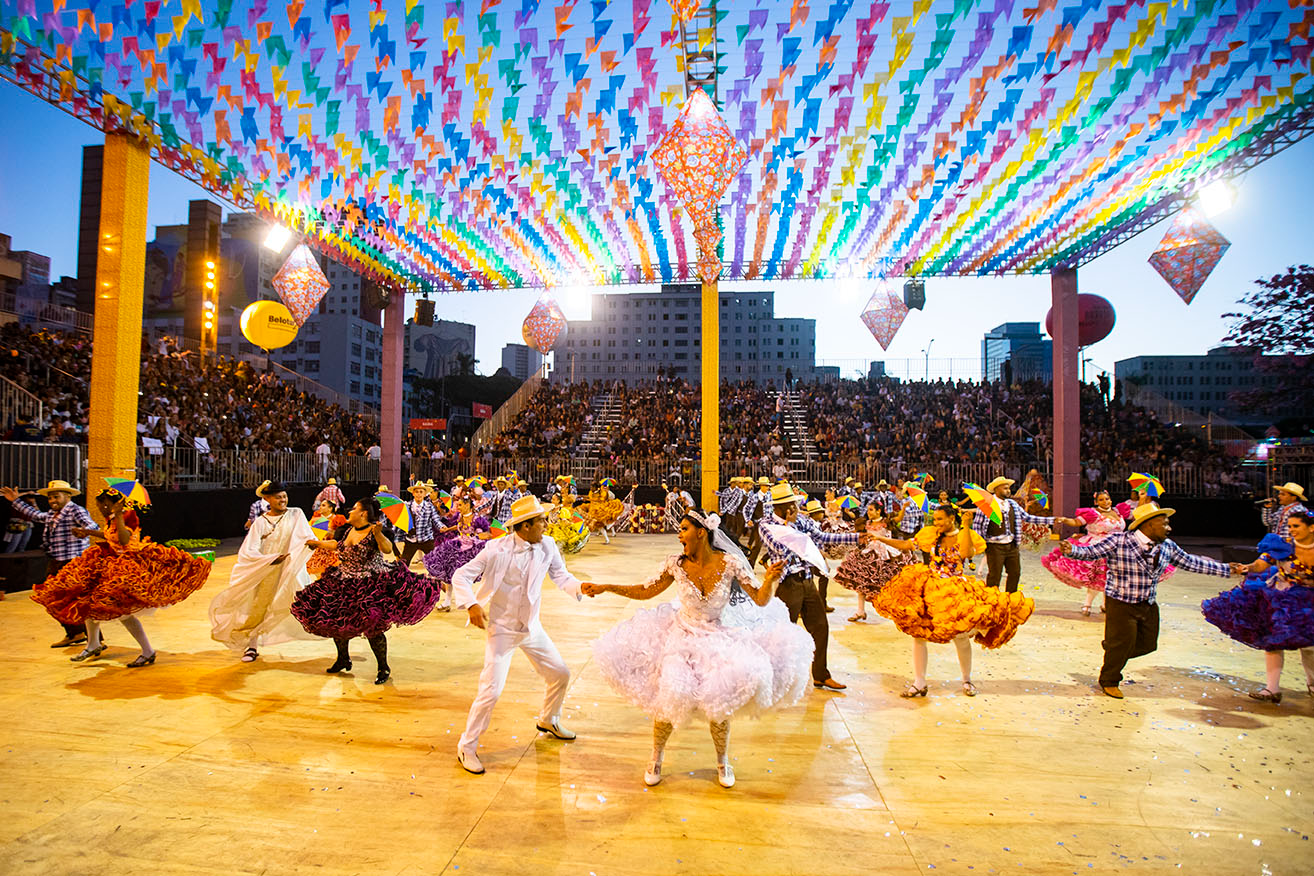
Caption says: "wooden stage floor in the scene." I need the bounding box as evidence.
[1,534,1310,875]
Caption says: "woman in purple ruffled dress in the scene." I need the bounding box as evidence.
[291,497,441,684]
[422,495,492,612]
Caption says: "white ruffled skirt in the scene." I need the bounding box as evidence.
[592,599,814,726]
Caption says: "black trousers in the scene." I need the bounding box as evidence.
[46,558,86,638]
[776,574,830,682]
[745,524,763,566]
[399,539,435,565]
[1100,596,1160,687]
[984,542,1022,592]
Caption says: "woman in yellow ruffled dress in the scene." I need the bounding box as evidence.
[869,506,1034,698]
[583,480,623,544]
[546,492,591,554]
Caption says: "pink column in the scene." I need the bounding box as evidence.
[1050,268,1080,516]
[380,294,405,491]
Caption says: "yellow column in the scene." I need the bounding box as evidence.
[87,133,150,522]
[700,278,719,510]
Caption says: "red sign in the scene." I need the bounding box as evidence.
[409,418,446,430]
[472,403,493,419]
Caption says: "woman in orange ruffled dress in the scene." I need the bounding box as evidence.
[869,506,1034,698]
[307,499,348,578]
[32,489,212,666]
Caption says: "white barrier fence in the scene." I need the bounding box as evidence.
[0,441,83,491]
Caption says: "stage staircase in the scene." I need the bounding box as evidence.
[776,389,815,480]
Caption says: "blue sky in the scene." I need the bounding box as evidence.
[2,83,1311,380]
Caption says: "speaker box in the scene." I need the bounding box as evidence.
[0,551,49,593]
[415,298,435,326]
[903,278,926,310]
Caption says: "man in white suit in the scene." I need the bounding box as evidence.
[452,495,595,775]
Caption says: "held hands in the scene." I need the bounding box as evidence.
[1059,540,1073,556]
[581,581,606,597]
[467,603,487,629]
[1227,562,1250,577]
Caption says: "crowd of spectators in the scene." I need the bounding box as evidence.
[1,324,376,453]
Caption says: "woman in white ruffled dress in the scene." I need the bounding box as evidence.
[586,509,813,789]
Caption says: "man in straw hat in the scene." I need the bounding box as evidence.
[497,478,527,524]
[452,495,596,775]
[973,476,1078,594]
[312,477,346,514]
[715,476,751,545]
[209,481,315,663]
[398,481,442,567]
[1062,503,1243,699]
[1262,482,1308,540]
[742,476,773,565]
[3,480,98,647]
[759,482,864,690]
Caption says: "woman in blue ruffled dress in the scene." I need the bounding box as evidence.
[1202,509,1314,704]
[585,509,812,789]
[422,495,492,612]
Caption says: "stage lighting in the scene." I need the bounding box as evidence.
[415,297,435,326]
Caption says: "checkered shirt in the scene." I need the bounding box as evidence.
[1065,531,1230,604]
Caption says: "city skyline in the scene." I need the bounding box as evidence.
[2,86,1311,383]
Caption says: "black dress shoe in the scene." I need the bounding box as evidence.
[326,659,352,674]
[375,668,391,685]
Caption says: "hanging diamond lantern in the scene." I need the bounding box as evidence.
[860,282,910,351]
[1147,208,1231,305]
[271,244,331,327]
[522,293,568,353]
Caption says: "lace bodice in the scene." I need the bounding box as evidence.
[1077,507,1126,538]
[332,528,396,576]
[664,554,756,626]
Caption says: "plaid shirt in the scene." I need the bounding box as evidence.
[717,486,747,517]
[898,496,924,532]
[248,499,269,523]
[759,512,859,579]
[741,490,770,524]
[1066,531,1230,604]
[497,488,524,523]
[14,499,97,561]
[1262,502,1308,539]
[405,499,441,542]
[971,497,1054,544]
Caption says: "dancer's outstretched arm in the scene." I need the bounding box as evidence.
[583,571,674,600]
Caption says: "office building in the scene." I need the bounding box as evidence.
[982,322,1052,383]
[1115,347,1308,426]
[500,342,543,381]
[555,283,815,384]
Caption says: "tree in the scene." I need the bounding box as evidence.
[454,353,479,376]
[1221,265,1314,426]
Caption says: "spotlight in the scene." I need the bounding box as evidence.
[1197,180,1235,217]
[263,224,292,252]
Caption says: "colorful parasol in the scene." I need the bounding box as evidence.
[374,493,411,533]
[468,475,488,488]
[962,483,1004,525]
[488,519,510,539]
[600,478,617,489]
[838,495,860,511]
[913,472,934,485]
[310,516,333,536]
[905,485,929,512]
[1128,473,1165,498]
[1032,490,1050,511]
[103,476,150,506]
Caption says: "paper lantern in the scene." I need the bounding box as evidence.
[860,282,910,351]
[240,300,299,350]
[272,244,331,327]
[1044,294,1116,347]
[522,293,568,353]
[1147,208,1231,305]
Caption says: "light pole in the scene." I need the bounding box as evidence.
[922,339,935,381]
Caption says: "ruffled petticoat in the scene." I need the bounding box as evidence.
[290,562,441,639]
[1202,579,1314,651]
[423,535,490,584]
[546,519,589,553]
[1041,541,1176,592]
[834,548,911,599]
[307,546,340,577]
[593,599,814,726]
[32,541,211,624]
[586,498,623,528]
[873,563,1034,648]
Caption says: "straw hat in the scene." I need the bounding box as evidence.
[771,482,802,505]
[805,499,824,514]
[1275,482,1307,502]
[756,476,771,486]
[852,481,863,490]
[377,484,390,493]
[1127,503,1175,531]
[507,495,548,527]
[876,479,889,488]
[326,477,337,485]
[407,482,430,495]
[36,479,79,497]
[986,476,1015,493]
[493,476,507,486]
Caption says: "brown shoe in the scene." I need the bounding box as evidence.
[1247,688,1282,704]
[1100,685,1124,699]
[51,633,87,648]
[814,677,847,691]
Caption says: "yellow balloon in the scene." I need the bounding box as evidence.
[240,300,299,350]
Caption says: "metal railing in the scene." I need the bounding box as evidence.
[0,440,82,491]
[471,363,549,450]
[0,376,43,430]
[0,293,93,333]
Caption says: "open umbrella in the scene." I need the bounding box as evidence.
[600,477,617,489]
[468,475,488,489]
[913,472,934,485]
[487,519,510,539]
[103,476,150,506]
[962,483,1004,526]
[1032,490,1050,511]
[905,485,929,512]
[838,495,860,511]
[374,493,411,533]
[310,516,334,536]
[1127,472,1165,498]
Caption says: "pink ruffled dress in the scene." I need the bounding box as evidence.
[1041,504,1176,591]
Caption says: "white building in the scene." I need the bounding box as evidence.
[555,283,815,385]
[500,342,543,381]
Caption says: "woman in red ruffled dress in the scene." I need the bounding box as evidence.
[32,489,212,666]
[307,499,348,578]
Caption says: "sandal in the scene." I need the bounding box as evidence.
[962,681,978,697]
[126,652,157,668]
[70,644,107,663]
[900,684,928,698]
[1247,688,1282,704]
[847,613,867,622]
[241,647,258,663]
[1080,606,1091,617]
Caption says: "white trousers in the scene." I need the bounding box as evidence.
[458,624,570,752]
